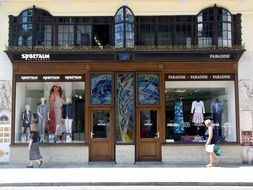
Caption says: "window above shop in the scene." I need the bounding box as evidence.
[197,5,233,48]
[115,6,134,48]
[7,5,243,53]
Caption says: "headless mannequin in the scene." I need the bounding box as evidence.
[22,105,34,134]
[62,97,74,140]
[37,97,49,141]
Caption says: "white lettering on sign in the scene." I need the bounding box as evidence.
[20,76,38,80]
[167,75,186,80]
[212,75,231,80]
[189,75,208,79]
[65,76,82,80]
[210,54,231,59]
[43,76,60,80]
[21,54,50,61]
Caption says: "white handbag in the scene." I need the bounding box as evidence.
[205,144,214,152]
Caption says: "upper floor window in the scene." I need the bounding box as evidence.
[8,5,241,49]
[197,6,232,48]
[16,7,53,47]
[115,6,134,48]
[18,9,33,47]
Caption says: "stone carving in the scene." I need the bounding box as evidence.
[0,80,12,112]
[239,79,253,111]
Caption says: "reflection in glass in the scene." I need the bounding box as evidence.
[140,110,157,138]
[138,74,160,105]
[90,74,112,105]
[115,6,134,48]
[58,25,74,46]
[115,73,135,143]
[77,25,92,46]
[197,7,232,47]
[165,81,236,143]
[92,110,110,138]
[15,81,85,143]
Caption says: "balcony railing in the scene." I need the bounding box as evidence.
[5,44,245,52]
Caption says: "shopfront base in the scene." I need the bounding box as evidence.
[162,145,243,165]
[9,145,89,165]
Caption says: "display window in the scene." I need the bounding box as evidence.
[14,75,85,144]
[165,74,237,143]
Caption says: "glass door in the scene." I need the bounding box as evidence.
[90,108,114,161]
[136,108,161,161]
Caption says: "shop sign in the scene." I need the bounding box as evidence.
[16,74,85,82]
[241,131,252,146]
[166,73,234,81]
[21,54,50,61]
[209,54,232,59]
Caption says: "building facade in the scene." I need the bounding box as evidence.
[0,0,253,165]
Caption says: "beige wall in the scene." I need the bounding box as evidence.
[1,0,253,16]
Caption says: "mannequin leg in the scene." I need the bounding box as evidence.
[68,119,73,135]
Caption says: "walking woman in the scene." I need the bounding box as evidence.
[27,122,43,168]
[204,119,218,167]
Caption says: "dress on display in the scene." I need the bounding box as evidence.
[54,94,64,128]
[191,100,205,124]
[174,98,185,133]
[48,109,55,133]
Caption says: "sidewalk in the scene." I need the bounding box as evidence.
[0,163,253,188]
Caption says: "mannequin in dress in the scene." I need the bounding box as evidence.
[22,104,34,134]
[48,84,64,134]
[37,97,49,141]
[191,99,205,125]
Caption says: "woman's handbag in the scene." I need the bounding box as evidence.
[205,144,214,152]
[214,145,223,156]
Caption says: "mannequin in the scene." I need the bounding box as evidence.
[22,104,34,134]
[37,97,49,141]
[62,97,74,141]
[48,84,64,133]
[211,98,224,141]
[191,99,205,125]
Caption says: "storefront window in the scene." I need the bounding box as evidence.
[14,75,85,144]
[165,74,236,143]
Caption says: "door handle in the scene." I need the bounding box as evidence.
[91,131,95,138]
[156,131,160,138]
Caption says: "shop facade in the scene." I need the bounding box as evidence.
[1,1,252,165]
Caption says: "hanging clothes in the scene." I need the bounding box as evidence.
[174,98,185,134]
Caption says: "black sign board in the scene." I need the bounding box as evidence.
[15,74,85,82]
[165,73,235,81]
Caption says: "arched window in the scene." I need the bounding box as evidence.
[17,7,52,47]
[115,6,134,48]
[218,8,232,47]
[18,9,33,47]
[34,8,53,47]
[197,6,232,48]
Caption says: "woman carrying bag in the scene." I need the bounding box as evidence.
[204,119,219,167]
